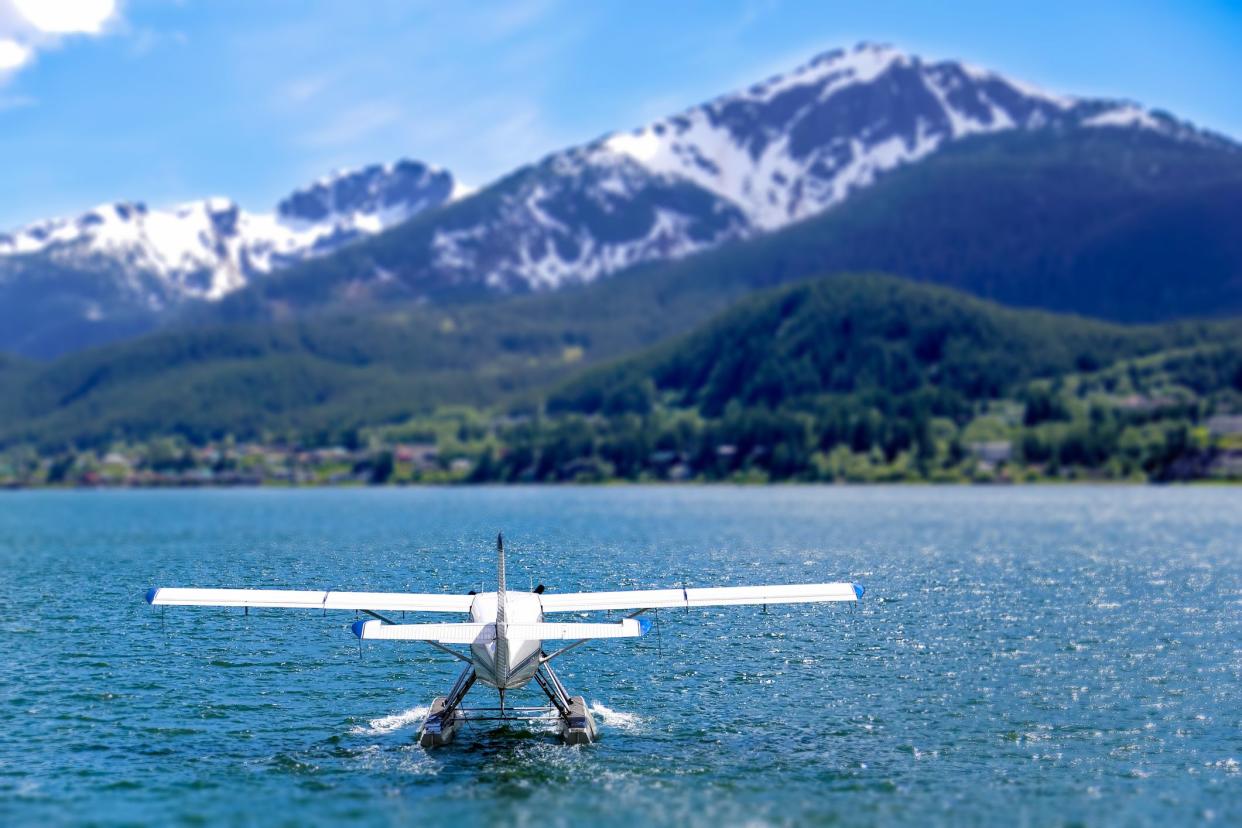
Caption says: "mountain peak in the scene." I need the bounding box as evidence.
[277,158,456,224]
[0,158,459,322]
[759,40,906,94]
[593,43,1229,232]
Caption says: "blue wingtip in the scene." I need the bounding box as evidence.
[351,620,367,639]
[853,583,865,600]
[637,617,653,635]
[145,587,158,605]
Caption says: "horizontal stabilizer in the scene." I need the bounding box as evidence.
[511,619,651,639]
[351,618,651,642]
[352,621,494,643]
[145,587,473,613]
[539,582,862,613]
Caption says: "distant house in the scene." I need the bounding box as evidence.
[397,443,439,471]
[1206,415,1242,437]
[968,441,1013,465]
[490,414,531,429]
[1209,449,1242,478]
[314,446,350,462]
[196,447,222,464]
[1116,394,1177,411]
[102,452,133,469]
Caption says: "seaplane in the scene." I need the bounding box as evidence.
[146,534,863,746]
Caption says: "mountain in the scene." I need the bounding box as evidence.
[5,121,1242,451]
[6,42,1233,359]
[547,274,1235,417]
[560,127,1242,325]
[494,275,1242,484]
[211,42,1235,318]
[2,249,1237,453]
[0,160,461,357]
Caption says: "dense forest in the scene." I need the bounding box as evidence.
[471,277,1242,483]
[4,275,1239,487]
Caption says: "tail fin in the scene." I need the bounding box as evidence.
[496,532,506,624]
[495,532,509,684]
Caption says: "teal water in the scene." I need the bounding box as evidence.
[0,487,1238,826]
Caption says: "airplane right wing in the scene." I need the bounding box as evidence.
[538,582,862,613]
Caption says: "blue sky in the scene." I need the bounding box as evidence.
[0,0,1238,228]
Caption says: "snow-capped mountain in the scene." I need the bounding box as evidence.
[2,43,1234,358]
[0,159,459,307]
[418,43,1227,294]
[596,45,1217,230]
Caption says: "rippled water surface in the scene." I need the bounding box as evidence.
[1,487,1239,826]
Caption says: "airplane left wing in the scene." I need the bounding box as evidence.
[539,582,862,613]
[145,587,474,613]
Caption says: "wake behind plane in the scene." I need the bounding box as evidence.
[146,534,863,746]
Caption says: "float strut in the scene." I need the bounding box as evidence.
[418,664,476,749]
[533,667,572,717]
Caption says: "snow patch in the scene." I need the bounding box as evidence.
[1084,105,1161,130]
[0,159,460,304]
[605,129,664,163]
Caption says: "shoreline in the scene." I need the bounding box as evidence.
[2,477,1238,492]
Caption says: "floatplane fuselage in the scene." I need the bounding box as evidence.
[147,533,861,746]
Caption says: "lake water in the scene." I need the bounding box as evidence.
[0,486,1238,826]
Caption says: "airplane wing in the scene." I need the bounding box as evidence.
[539,582,862,613]
[351,618,651,642]
[144,587,473,613]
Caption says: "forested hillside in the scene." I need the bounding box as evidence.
[548,275,1224,416]
[477,276,1242,483]
[5,275,1238,486]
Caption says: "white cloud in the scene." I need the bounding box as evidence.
[12,0,116,34]
[0,37,30,69]
[299,100,404,149]
[0,0,120,80]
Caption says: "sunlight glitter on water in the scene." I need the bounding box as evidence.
[1,486,1240,827]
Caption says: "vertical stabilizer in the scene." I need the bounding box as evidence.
[494,532,509,685]
[496,532,507,621]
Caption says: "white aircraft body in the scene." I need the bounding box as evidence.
[147,534,863,746]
